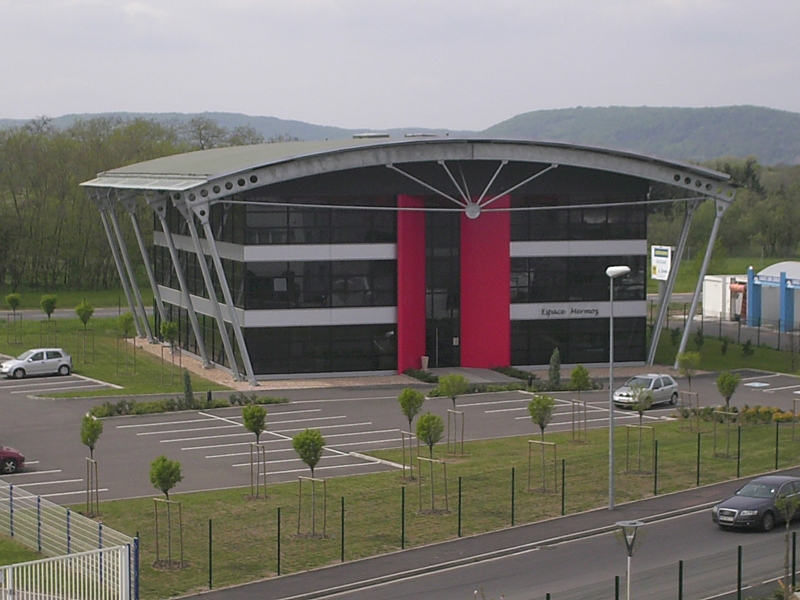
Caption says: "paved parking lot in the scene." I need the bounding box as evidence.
[3,368,800,504]
[0,372,120,396]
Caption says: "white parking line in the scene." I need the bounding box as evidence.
[138,424,242,436]
[15,479,83,488]
[460,398,531,408]
[264,464,385,475]
[72,373,123,389]
[12,384,108,394]
[118,418,217,429]
[184,428,401,451]
[162,432,252,443]
[765,384,800,393]
[207,447,295,459]
[2,469,61,477]
[40,488,109,499]
[741,373,782,381]
[273,422,373,434]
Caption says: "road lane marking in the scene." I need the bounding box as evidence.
[16,479,83,487]
[741,373,781,381]
[2,469,61,477]
[138,424,242,436]
[183,428,401,451]
[12,384,108,394]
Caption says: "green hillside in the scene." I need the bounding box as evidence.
[2,105,799,165]
[482,106,800,166]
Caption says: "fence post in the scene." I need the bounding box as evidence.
[458,476,463,535]
[510,469,514,527]
[67,508,71,554]
[37,496,41,552]
[9,484,13,537]
[696,433,701,486]
[653,440,658,496]
[793,530,797,591]
[678,559,683,600]
[341,497,345,562]
[615,574,620,600]
[277,507,281,576]
[561,459,566,516]
[737,426,741,478]
[737,545,742,600]
[401,486,405,550]
[208,519,213,590]
[134,534,140,600]
[776,421,780,470]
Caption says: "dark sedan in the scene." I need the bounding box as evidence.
[711,475,800,531]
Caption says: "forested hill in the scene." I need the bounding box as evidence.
[2,105,799,165]
[482,106,800,166]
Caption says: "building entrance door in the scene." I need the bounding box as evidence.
[425,210,460,368]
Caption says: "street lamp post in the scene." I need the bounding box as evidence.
[617,520,645,600]
[606,265,630,511]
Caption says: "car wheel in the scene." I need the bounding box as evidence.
[58,364,71,376]
[670,392,678,405]
[761,511,775,532]
[12,368,25,379]
[1,458,18,474]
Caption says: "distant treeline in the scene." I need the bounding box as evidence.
[0,116,272,291]
[0,115,799,292]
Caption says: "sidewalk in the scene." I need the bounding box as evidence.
[189,466,800,600]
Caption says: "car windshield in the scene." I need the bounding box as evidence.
[737,482,778,499]
[625,377,653,389]
[15,350,34,361]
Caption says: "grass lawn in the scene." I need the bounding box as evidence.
[1,288,154,311]
[78,419,800,599]
[652,326,800,375]
[0,536,42,566]
[0,317,229,397]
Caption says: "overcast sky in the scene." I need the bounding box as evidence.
[1,0,798,130]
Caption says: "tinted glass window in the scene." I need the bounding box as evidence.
[31,352,44,361]
[46,351,62,359]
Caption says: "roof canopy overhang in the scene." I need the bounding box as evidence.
[81,137,736,207]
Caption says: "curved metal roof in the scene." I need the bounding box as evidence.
[81,137,736,203]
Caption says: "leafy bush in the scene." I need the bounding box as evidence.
[492,366,535,381]
[89,391,286,417]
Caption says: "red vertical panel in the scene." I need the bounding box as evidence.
[460,196,511,367]
[396,195,427,373]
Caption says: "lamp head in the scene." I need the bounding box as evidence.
[606,265,631,279]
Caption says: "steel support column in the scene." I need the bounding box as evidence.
[173,196,241,381]
[193,205,258,387]
[675,199,729,367]
[105,195,155,342]
[118,193,168,325]
[92,192,144,339]
[146,195,210,367]
[647,199,699,365]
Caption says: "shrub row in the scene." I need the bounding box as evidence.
[90,392,288,417]
[676,404,799,425]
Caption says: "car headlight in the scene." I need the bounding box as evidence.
[740,510,758,517]
[711,506,718,514]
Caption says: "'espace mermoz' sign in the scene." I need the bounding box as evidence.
[541,307,600,317]
[510,301,645,321]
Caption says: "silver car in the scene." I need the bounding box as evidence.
[613,374,678,408]
[1,348,72,379]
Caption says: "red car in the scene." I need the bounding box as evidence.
[0,445,25,474]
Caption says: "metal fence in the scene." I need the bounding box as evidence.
[1,545,131,600]
[0,480,138,600]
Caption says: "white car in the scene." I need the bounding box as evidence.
[1,348,73,379]
[613,374,679,408]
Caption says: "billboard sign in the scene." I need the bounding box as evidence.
[651,245,672,281]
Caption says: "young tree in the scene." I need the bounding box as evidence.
[80,414,103,460]
[181,369,194,408]
[243,404,267,443]
[5,293,20,315]
[40,294,57,320]
[75,300,94,330]
[416,412,444,458]
[160,320,178,350]
[630,386,654,428]
[569,365,592,391]
[716,371,742,410]
[118,312,135,338]
[398,388,426,432]
[528,394,556,440]
[398,388,426,479]
[548,348,561,389]
[292,429,326,477]
[149,455,183,500]
[677,351,701,391]
[437,373,470,411]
